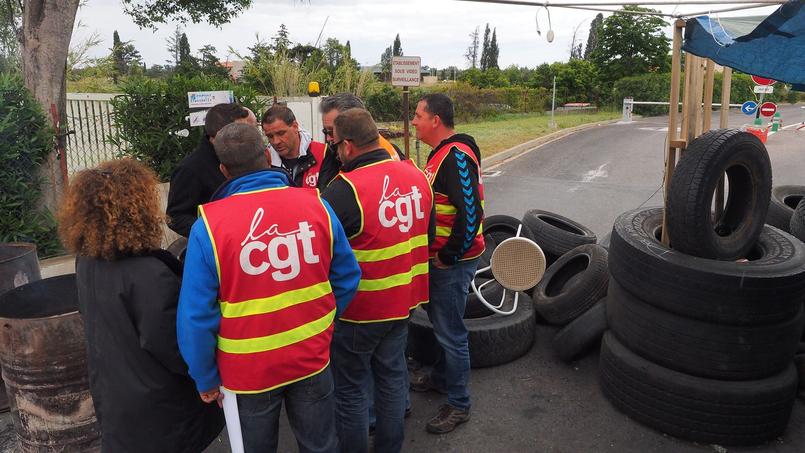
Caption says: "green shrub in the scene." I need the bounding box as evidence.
[0,73,61,256]
[109,74,265,181]
[364,82,550,123]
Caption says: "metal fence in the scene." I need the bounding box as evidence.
[65,93,124,174]
[63,94,323,175]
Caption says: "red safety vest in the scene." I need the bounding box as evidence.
[301,141,327,188]
[335,159,432,323]
[198,187,336,393]
[423,141,485,261]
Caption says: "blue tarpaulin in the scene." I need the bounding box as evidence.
[682,0,805,90]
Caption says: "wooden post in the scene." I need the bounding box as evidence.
[720,67,733,128]
[690,56,705,140]
[403,86,410,159]
[680,53,693,144]
[714,67,733,221]
[662,19,686,246]
[702,59,715,132]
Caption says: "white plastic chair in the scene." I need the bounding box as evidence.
[471,225,547,315]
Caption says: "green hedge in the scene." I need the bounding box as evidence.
[0,73,61,256]
[610,71,798,117]
[109,74,265,181]
[364,82,550,123]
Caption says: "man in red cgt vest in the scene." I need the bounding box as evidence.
[177,122,361,453]
[410,93,485,434]
[322,108,434,453]
[262,104,329,189]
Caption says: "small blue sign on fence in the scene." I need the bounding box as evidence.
[741,101,758,116]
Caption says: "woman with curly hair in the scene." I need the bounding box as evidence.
[59,158,224,453]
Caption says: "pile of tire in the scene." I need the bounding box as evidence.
[407,215,537,369]
[602,129,805,446]
[485,212,610,363]
[766,185,805,232]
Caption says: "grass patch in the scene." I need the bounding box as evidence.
[387,110,620,165]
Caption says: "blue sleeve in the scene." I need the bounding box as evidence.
[176,219,222,392]
[322,200,361,316]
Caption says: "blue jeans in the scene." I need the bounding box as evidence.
[331,319,408,453]
[425,259,478,411]
[237,366,337,453]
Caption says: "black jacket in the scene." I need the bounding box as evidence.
[321,150,435,241]
[167,137,226,237]
[428,133,484,264]
[76,251,224,453]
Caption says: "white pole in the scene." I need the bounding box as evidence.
[550,76,557,129]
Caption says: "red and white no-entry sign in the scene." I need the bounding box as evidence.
[751,75,777,86]
[759,102,777,117]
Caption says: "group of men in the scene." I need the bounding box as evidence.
[169,92,485,453]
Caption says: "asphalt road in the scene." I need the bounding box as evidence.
[4,105,804,453]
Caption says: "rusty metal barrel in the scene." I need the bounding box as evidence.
[0,274,100,452]
[0,243,43,413]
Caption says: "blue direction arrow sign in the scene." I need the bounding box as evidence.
[741,101,758,116]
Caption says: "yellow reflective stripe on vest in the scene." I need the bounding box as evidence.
[352,234,428,263]
[217,309,336,354]
[219,281,333,319]
[435,204,457,215]
[357,262,429,292]
[436,225,483,238]
[436,226,452,237]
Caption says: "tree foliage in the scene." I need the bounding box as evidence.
[480,24,491,71]
[121,0,252,28]
[590,7,670,82]
[0,73,60,256]
[584,13,603,60]
[111,30,142,83]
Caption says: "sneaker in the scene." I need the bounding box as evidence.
[409,369,447,394]
[426,404,470,434]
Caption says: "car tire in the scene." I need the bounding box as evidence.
[600,332,798,446]
[666,129,771,260]
[767,185,805,232]
[408,291,536,368]
[483,214,536,246]
[552,301,607,363]
[464,278,504,319]
[532,244,609,325]
[609,208,805,325]
[790,199,805,243]
[522,210,596,265]
[607,279,805,381]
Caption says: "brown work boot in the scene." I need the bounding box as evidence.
[409,369,446,394]
[426,404,470,434]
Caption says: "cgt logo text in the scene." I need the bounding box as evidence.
[239,208,320,280]
[379,175,425,233]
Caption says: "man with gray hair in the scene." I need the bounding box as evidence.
[177,122,361,453]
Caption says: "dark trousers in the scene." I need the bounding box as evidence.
[331,319,408,453]
[237,366,337,453]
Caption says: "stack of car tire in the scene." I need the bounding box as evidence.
[519,211,610,362]
[602,129,805,446]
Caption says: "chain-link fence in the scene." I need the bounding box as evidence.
[65,93,125,174]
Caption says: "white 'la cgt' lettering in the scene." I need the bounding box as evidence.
[238,208,320,281]
[378,175,425,233]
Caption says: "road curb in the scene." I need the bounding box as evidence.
[484,119,621,171]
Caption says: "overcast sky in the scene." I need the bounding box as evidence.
[72,0,782,70]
